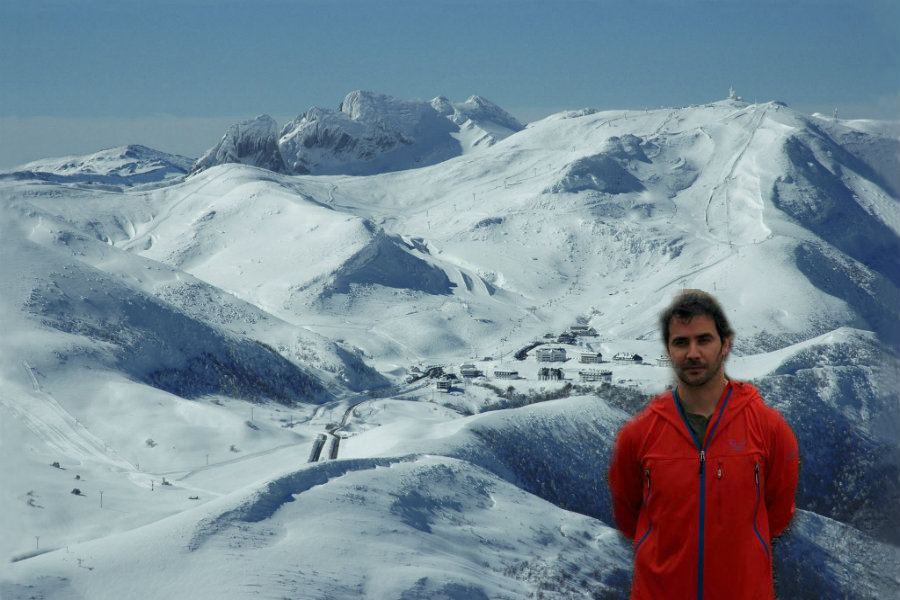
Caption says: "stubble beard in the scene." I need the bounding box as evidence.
[675,351,727,389]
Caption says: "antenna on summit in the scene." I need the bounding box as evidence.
[729,86,737,100]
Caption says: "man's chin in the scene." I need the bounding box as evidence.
[678,370,712,387]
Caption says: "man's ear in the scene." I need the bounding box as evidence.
[722,335,733,356]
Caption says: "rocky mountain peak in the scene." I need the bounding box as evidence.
[190,91,524,177]
[190,114,285,175]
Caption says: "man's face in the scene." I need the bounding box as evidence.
[666,313,731,389]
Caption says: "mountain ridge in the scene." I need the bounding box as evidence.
[191,90,524,176]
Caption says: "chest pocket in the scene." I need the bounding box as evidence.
[710,451,768,540]
[636,455,702,560]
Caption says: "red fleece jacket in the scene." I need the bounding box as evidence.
[608,381,799,600]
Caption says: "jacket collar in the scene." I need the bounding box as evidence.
[649,381,758,447]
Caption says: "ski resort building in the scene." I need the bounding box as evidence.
[556,332,577,344]
[613,352,643,363]
[493,369,519,380]
[568,324,598,336]
[535,347,567,362]
[579,369,613,383]
[459,363,481,378]
[580,352,603,364]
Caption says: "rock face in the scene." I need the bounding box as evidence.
[191,115,286,175]
[190,91,524,176]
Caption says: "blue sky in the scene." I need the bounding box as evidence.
[1,0,897,168]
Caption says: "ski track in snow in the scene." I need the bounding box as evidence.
[1,362,135,472]
[187,455,417,551]
[703,105,770,246]
[652,250,736,294]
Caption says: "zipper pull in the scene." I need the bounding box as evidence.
[754,462,760,485]
[699,450,706,476]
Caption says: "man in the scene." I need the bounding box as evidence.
[608,289,799,600]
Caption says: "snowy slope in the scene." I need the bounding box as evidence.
[1,94,898,599]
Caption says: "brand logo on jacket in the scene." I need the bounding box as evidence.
[728,438,747,451]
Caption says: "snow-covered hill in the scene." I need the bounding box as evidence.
[1,93,897,599]
[1,144,192,187]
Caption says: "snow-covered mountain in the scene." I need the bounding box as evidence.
[1,144,193,187]
[191,91,524,176]
[1,93,898,599]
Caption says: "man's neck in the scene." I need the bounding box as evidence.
[676,377,729,417]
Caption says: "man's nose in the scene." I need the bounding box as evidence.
[686,341,701,358]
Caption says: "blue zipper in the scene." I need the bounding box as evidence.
[753,462,771,558]
[635,468,653,553]
[635,523,653,553]
[674,386,733,600]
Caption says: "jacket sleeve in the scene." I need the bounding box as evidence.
[765,411,800,538]
[608,419,643,540]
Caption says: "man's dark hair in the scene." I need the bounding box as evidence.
[660,289,734,344]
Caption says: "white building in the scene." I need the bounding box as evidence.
[568,324,598,336]
[613,352,643,363]
[535,347,567,362]
[580,352,603,364]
